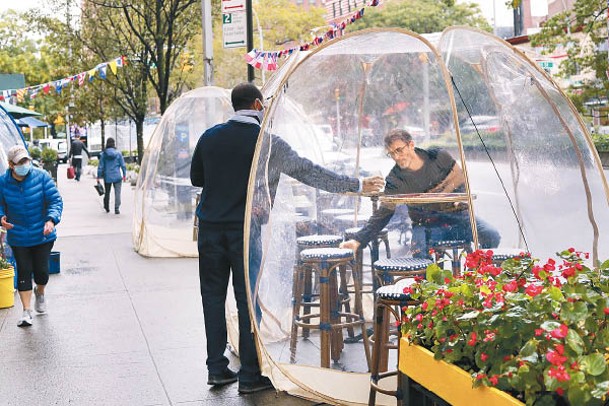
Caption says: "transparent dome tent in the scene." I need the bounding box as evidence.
[133,86,233,257]
[0,105,27,173]
[243,27,609,405]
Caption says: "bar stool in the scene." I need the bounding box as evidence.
[429,239,470,276]
[295,235,344,338]
[344,226,392,299]
[369,279,420,406]
[373,257,432,287]
[290,247,370,368]
[319,208,355,234]
[491,248,529,266]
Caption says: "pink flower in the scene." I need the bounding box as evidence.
[550,324,568,339]
[480,353,489,362]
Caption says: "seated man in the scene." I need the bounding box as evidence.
[341,128,500,258]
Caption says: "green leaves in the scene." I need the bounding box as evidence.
[402,248,609,405]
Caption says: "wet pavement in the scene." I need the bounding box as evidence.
[0,163,320,406]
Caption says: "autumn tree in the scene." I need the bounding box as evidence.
[530,0,607,116]
[349,0,491,34]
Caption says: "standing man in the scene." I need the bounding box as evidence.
[69,136,90,182]
[0,145,63,327]
[190,83,383,394]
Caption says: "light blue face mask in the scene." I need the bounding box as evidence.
[14,162,32,177]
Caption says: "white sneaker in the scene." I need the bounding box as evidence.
[17,310,33,327]
[34,286,46,313]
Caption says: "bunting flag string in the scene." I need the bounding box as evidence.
[244,0,378,71]
[0,56,127,102]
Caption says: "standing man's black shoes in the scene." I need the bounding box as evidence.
[238,376,274,394]
[207,368,238,386]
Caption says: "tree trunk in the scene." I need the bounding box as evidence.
[136,118,144,165]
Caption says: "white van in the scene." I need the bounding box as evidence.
[39,139,68,163]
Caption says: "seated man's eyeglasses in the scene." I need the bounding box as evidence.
[386,144,408,158]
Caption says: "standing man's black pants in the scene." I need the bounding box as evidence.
[197,222,260,383]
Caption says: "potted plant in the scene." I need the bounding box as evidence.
[401,248,609,405]
[40,147,59,182]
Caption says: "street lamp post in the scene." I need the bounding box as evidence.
[335,87,342,140]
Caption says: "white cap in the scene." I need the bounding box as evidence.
[7,145,30,164]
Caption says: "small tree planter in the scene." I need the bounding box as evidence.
[399,340,524,406]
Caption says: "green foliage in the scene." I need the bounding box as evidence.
[591,132,609,152]
[0,256,12,270]
[349,0,491,34]
[530,0,607,112]
[40,147,57,163]
[28,145,42,160]
[402,248,609,405]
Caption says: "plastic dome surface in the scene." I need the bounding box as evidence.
[133,86,233,257]
[0,105,27,174]
[243,27,609,405]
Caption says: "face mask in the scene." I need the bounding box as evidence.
[14,162,31,177]
[254,109,265,122]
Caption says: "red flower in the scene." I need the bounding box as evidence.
[546,349,568,366]
[467,332,477,346]
[480,353,489,362]
[604,307,609,315]
[556,387,564,396]
[502,280,518,292]
[548,365,570,382]
[488,375,499,386]
[525,284,543,297]
[535,328,544,336]
[550,324,568,339]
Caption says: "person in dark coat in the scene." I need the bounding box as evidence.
[0,145,63,327]
[68,136,90,181]
[97,138,127,214]
[190,83,383,394]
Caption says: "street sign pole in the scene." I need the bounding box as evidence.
[246,0,254,82]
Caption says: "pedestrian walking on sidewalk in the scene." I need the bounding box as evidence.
[69,136,90,181]
[0,145,63,327]
[97,138,126,214]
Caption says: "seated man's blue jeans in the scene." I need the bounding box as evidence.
[411,211,500,259]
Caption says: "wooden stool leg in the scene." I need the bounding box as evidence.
[339,264,355,339]
[302,266,313,338]
[369,299,385,406]
[319,262,331,368]
[382,234,391,259]
[290,264,304,363]
[329,266,344,363]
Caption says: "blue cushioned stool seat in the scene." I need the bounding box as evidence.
[296,234,343,248]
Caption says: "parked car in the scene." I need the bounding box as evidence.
[39,138,68,163]
[459,115,501,135]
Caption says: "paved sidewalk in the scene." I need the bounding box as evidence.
[0,164,318,406]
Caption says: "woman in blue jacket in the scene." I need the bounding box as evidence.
[97,138,127,214]
[0,145,63,327]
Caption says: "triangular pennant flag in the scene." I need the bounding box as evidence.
[109,60,118,75]
[43,83,51,94]
[77,72,86,86]
[99,65,107,80]
[16,89,25,102]
[54,80,63,94]
[88,68,97,82]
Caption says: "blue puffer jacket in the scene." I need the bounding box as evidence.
[0,167,63,247]
[97,148,127,183]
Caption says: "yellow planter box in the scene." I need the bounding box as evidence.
[399,339,524,406]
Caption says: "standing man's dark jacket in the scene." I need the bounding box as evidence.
[69,138,90,160]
